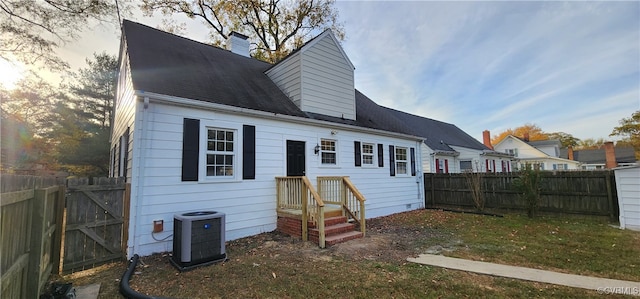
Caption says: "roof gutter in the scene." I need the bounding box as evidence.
[134,91,425,142]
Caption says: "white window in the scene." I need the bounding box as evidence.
[395,147,408,175]
[553,163,568,170]
[205,128,235,177]
[321,139,337,165]
[506,148,518,157]
[362,143,374,165]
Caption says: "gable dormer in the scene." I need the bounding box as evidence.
[266,30,356,120]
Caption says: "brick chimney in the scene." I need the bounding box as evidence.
[482,130,493,150]
[226,31,250,57]
[604,141,617,169]
[567,146,574,160]
[523,132,530,142]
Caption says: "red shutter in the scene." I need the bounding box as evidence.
[493,160,496,173]
[485,159,489,173]
[435,159,440,173]
[444,159,449,173]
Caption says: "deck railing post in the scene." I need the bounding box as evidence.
[302,182,308,242]
[318,205,325,248]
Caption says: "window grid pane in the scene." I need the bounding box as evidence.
[395,147,408,174]
[206,128,235,177]
[362,143,374,165]
[321,139,337,165]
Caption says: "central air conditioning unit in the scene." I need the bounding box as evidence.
[171,211,227,271]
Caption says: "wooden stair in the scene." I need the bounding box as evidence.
[308,216,363,246]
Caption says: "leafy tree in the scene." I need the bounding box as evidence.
[610,110,640,159]
[546,132,580,148]
[140,0,344,63]
[46,53,118,176]
[69,52,118,130]
[1,0,128,71]
[491,123,548,145]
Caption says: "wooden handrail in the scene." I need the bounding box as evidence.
[301,176,325,207]
[275,176,326,248]
[343,177,366,202]
[317,176,367,236]
[342,177,366,236]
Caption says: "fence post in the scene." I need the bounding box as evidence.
[26,188,47,299]
[605,171,615,222]
[52,185,66,274]
[122,183,131,258]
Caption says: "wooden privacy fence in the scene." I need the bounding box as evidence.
[424,171,618,219]
[1,176,65,299]
[0,175,129,297]
[63,177,130,274]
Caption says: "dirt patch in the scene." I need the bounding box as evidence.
[223,210,463,265]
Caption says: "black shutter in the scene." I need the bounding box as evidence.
[410,147,416,176]
[389,145,395,176]
[243,125,256,179]
[354,141,361,167]
[378,144,384,167]
[182,118,200,181]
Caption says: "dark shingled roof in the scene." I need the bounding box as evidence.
[121,20,488,150]
[382,107,488,151]
[560,147,637,164]
[123,20,306,117]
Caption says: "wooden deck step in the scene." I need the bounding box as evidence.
[325,231,363,246]
[308,216,347,228]
[309,222,355,238]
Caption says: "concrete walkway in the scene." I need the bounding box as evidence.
[408,254,640,296]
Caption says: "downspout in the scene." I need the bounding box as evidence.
[416,140,425,207]
[129,96,150,258]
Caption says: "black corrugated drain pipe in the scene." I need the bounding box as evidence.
[120,254,172,299]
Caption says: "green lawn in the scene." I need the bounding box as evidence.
[62,209,640,298]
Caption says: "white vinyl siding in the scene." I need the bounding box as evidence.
[111,52,135,181]
[128,101,423,256]
[266,31,355,121]
[265,53,302,107]
[301,36,355,120]
[614,167,640,231]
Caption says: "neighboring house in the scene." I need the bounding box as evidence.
[493,135,581,170]
[560,143,637,170]
[383,111,513,173]
[112,20,431,257]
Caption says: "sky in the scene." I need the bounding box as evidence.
[10,1,640,144]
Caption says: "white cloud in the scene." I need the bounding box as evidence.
[338,1,639,143]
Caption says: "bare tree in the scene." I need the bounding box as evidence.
[141,0,344,63]
[1,0,129,70]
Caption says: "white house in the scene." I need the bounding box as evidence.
[111,21,431,257]
[493,135,581,170]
